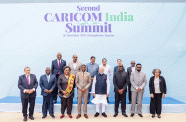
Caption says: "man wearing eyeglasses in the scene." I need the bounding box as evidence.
[127,61,136,104]
[130,63,147,118]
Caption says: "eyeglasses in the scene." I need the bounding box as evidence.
[155,72,160,73]
[131,63,135,64]
[119,66,123,67]
[137,67,141,68]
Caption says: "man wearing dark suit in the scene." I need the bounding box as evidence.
[113,64,128,117]
[51,53,66,103]
[113,59,125,74]
[127,61,136,104]
[40,67,57,119]
[18,67,38,121]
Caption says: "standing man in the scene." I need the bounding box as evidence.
[68,54,82,76]
[75,64,91,119]
[86,56,99,103]
[18,67,38,121]
[113,64,128,117]
[39,67,57,119]
[91,67,110,118]
[130,63,147,117]
[51,52,66,104]
[99,58,111,103]
[113,59,125,74]
[127,61,136,104]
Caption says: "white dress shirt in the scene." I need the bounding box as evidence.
[46,74,50,83]
[131,67,135,72]
[73,62,77,69]
[99,64,111,79]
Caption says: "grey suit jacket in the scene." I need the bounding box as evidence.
[68,61,82,76]
[130,71,147,92]
[75,71,91,90]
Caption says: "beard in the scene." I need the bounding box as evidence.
[137,69,141,72]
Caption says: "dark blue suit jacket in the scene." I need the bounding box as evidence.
[39,74,57,96]
[51,59,66,76]
[18,74,38,99]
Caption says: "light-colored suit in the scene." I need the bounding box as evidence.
[68,61,82,76]
[130,71,147,114]
[75,71,91,114]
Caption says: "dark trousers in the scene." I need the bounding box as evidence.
[53,86,58,101]
[115,91,126,114]
[21,97,35,118]
[42,94,54,116]
[150,93,162,115]
[53,74,59,101]
[128,83,132,102]
[60,97,73,115]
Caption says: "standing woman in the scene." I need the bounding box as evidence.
[57,66,75,119]
[149,69,167,118]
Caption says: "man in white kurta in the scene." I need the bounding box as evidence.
[91,67,110,118]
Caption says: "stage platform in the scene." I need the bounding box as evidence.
[0,97,185,113]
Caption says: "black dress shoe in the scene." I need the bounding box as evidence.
[130,113,135,117]
[50,115,55,119]
[42,115,47,119]
[29,116,34,120]
[138,114,143,117]
[102,113,107,117]
[122,113,128,117]
[157,114,161,118]
[113,113,118,117]
[94,112,99,117]
[152,114,155,118]
[129,101,132,104]
[23,117,27,121]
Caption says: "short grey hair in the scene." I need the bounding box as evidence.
[24,66,30,71]
[152,69,161,75]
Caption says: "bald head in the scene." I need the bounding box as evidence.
[118,64,124,72]
[72,54,78,63]
[57,53,62,60]
[99,67,104,74]
[131,61,136,67]
[45,67,51,75]
[46,67,51,70]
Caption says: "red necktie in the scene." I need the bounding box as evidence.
[27,76,30,85]
[58,60,61,75]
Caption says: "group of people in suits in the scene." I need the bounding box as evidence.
[18,53,167,121]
